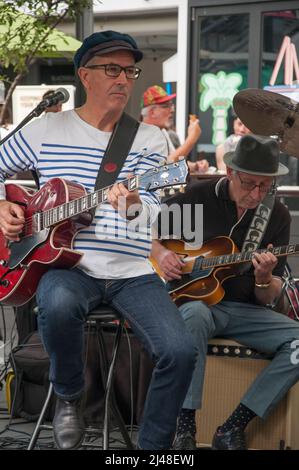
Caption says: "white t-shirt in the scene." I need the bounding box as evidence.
[0,110,167,279]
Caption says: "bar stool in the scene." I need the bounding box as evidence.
[27,305,134,450]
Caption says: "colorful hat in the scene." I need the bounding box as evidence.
[141,85,176,108]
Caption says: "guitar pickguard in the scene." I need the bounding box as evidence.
[8,228,50,269]
[167,267,213,293]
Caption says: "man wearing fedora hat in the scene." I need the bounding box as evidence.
[0,30,197,450]
[152,134,299,450]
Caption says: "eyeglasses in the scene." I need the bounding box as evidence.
[84,63,142,80]
[237,173,272,194]
[154,102,174,109]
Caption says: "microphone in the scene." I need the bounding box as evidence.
[40,88,70,109]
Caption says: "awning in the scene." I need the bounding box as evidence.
[0,12,81,59]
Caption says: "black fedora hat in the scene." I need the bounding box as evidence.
[223,134,288,176]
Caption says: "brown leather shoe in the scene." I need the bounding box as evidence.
[53,397,85,450]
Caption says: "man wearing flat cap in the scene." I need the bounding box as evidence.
[0,30,197,450]
[152,134,299,450]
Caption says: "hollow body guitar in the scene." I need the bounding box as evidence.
[0,160,188,306]
[153,237,299,306]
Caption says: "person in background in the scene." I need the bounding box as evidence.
[216,112,251,172]
[0,105,14,140]
[42,89,63,114]
[141,85,209,173]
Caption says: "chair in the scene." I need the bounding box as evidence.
[27,305,134,450]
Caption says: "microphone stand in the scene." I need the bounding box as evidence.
[0,101,47,146]
[0,102,47,188]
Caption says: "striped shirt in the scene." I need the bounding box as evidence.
[0,110,168,278]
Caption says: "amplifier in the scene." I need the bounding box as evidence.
[196,338,299,449]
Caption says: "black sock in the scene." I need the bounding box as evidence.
[218,403,256,433]
[177,408,196,437]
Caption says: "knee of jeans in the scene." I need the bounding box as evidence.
[179,301,212,332]
[160,335,197,373]
[37,279,86,324]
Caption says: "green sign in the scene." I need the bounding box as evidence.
[200,71,243,145]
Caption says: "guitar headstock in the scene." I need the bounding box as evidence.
[140,159,189,193]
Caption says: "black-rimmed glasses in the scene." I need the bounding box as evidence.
[84,63,142,80]
[237,173,273,194]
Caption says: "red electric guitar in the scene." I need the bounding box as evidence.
[0,160,188,306]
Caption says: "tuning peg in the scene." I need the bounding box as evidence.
[168,188,175,195]
[159,189,165,197]
[179,185,186,193]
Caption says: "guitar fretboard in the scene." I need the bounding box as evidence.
[42,187,110,228]
[30,160,187,232]
[201,245,299,269]
[38,175,139,230]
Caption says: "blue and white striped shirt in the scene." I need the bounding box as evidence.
[0,110,168,278]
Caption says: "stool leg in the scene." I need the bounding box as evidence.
[103,321,133,450]
[109,393,134,449]
[27,382,53,450]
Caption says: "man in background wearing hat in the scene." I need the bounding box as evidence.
[0,30,197,450]
[152,134,299,449]
[141,85,209,173]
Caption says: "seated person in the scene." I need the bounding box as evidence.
[141,85,209,172]
[152,134,299,450]
[0,30,197,451]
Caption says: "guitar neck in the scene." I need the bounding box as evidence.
[33,160,188,231]
[201,244,299,270]
[40,175,140,229]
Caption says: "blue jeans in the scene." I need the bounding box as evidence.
[179,300,299,419]
[36,268,197,450]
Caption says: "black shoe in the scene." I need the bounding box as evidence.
[172,432,197,450]
[212,426,247,450]
[53,397,85,450]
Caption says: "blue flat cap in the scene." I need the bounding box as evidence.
[74,30,143,69]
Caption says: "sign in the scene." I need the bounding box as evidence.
[264,84,299,103]
[199,71,243,145]
[12,84,76,125]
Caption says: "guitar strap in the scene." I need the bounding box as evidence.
[90,112,139,218]
[31,112,140,218]
[239,185,276,273]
